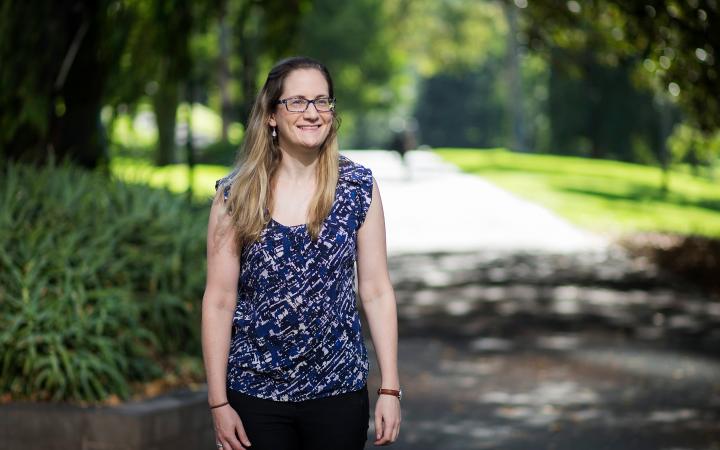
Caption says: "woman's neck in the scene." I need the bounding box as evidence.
[277,146,319,182]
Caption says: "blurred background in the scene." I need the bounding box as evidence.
[1,1,719,449]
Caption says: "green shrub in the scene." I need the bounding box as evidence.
[0,160,208,403]
[196,140,239,166]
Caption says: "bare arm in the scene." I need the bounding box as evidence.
[357,176,401,445]
[357,177,399,390]
[201,193,251,449]
[202,193,240,405]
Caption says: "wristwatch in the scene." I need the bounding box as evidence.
[377,388,403,401]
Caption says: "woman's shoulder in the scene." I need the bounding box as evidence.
[214,167,240,201]
[338,154,372,187]
[338,154,374,225]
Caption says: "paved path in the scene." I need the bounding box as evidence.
[339,150,720,449]
[363,251,720,450]
[341,150,608,255]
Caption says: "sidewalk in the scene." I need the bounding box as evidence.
[364,250,720,449]
[341,150,607,255]
[345,150,720,450]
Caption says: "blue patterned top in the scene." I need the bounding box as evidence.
[214,154,373,402]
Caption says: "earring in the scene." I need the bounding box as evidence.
[271,127,277,138]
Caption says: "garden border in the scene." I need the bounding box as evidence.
[1,386,214,450]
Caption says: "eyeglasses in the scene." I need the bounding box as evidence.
[276,96,336,113]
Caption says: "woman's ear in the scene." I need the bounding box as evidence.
[269,115,277,127]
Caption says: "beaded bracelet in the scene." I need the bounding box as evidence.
[209,401,229,410]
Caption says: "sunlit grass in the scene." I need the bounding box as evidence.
[107,103,242,201]
[435,148,720,237]
[110,156,231,202]
[106,102,243,157]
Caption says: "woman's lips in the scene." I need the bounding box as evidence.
[297,124,321,131]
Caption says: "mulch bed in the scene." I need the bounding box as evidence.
[619,232,720,296]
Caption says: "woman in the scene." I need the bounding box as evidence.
[201,56,401,450]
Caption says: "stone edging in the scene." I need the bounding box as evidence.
[1,386,214,450]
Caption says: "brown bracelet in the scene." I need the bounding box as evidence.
[209,401,229,410]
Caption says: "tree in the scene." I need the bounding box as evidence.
[415,58,509,148]
[294,0,400,147]
[518,0,719,133]
[385,0,513,149]
[104,0,220,165]
[0,0,132,169]
[228,0,310,129]
[510,0,718,189]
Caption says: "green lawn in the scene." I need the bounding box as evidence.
[110,156,230,202]
[107,103,242,202]
[435,148,720,238]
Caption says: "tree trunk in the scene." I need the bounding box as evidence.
[153,78,179,166]
[218,1,232,142]
[2,0,111,170]
[503,1,527,152]
[236,1,257,128]
[185,82,195,200]
[239,46,256,129]
[656,94,672,193]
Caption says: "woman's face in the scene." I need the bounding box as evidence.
[269,68,333,153]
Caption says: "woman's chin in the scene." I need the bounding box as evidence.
[299,135,330,149]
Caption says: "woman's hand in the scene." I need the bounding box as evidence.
[212,405,252,450]
[374,395,401,446]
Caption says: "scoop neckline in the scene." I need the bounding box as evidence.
[269,217,307,229]
[267,164,348,231]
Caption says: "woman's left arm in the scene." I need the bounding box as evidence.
[357,176,401,446]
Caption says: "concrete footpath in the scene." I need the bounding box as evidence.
[341,150,607,255]
[345,150,720,450]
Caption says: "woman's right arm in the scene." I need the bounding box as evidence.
[202,193,252,450]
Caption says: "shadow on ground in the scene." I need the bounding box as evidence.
[365,248,720,450]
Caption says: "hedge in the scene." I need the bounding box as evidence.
[0,160,208,403]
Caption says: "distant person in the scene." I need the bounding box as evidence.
[202,56,402,450]
[387,118,418,180]
[389,130,407,162]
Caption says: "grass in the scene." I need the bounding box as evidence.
[106,101,241,146]
[435,148,720,238]
[105,102,244,159]
[107,102,242,199]
[110,156,230,202]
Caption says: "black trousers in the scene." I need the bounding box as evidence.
[226,385,369,450]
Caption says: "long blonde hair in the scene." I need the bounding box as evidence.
[215,57,340,258]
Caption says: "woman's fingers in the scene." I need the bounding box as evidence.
[215,437,233,450]
[393,411,402,442]
[218,429,249,450]
[373,398,401,445]
[213,407,252,450]
[235,422,252,447]
[375,411,384,440]
[224,434,246,450]
[374,416,398,445]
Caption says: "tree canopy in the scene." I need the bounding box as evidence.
[1,0,718,169]
[520,0,719,133]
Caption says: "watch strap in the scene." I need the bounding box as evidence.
[377,388,402,400]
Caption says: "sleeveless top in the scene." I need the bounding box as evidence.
[214,154,373,402]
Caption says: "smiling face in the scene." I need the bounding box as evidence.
[269,68,333,153]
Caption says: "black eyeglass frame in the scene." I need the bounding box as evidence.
[275,96,336,113]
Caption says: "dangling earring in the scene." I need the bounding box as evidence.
[271,127,277,138]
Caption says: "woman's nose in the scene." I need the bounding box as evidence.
[303,102,320,118]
